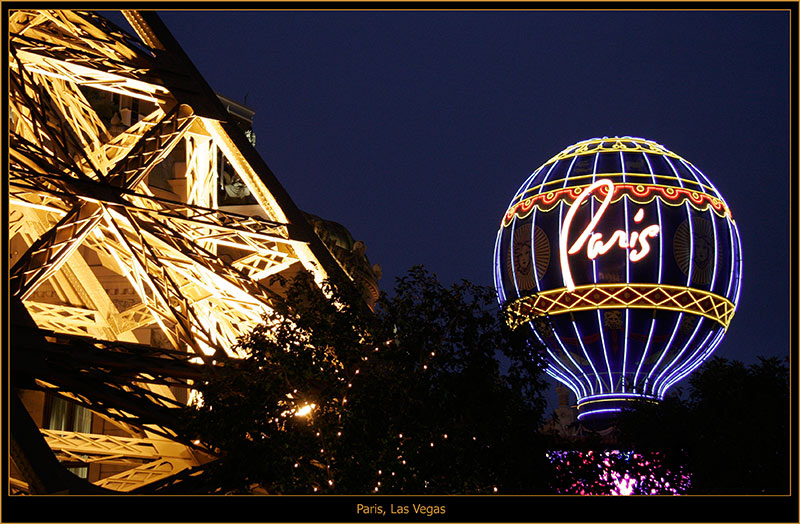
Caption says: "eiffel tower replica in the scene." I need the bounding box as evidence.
[8,9,380,494]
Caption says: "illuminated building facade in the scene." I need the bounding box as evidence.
[8,9,378,493]
[494,137,742,423]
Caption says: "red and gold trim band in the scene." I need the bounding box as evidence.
[503,283,736,331]
[502,182,731,227]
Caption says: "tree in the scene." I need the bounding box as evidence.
[614,356,789,494]
[178,267,550,494]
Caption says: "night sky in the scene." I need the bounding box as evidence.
[113,9,790,370]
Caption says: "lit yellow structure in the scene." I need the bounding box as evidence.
[8,9,377,493]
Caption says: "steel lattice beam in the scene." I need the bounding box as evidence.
[8,8,362,494]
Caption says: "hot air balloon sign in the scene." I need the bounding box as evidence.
[494,137,742,422]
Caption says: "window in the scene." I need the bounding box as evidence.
[44,396,92,478]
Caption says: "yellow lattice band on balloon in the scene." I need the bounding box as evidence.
[502,182,731,227]
[503,284,736,331]
[543,137,688,165]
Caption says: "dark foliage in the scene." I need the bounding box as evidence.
[181,267,550,494]
[615,356,789,494]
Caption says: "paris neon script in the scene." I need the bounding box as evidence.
[559,179,661,292]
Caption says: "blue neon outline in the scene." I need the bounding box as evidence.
[664,156,695,287]
[497,165,546,305]
[509,213,521,299]
[641,156,695,392]
[577,408,622,421]
[528,319,586,397]
[545,368,581,400]
[497,139,741,412]
[644,311,683,394]
[732,220,743,305]
[682,159,724,201]
[528,161,561,296]
[587,151,615,393]
[660,328,720,395]
[578,392,655,403]
[550,325,590,398]
[708,203,719,292]
[656,317,713,396]
[633,153,663,393]
[516,164,549,297]
[682,158,742,305]
[531,207,541,293]
[572,318,605,394]
[654,201,723,396]
[661,328,723,395]
[653,316,705,396]
[633,316,657,394]
[549,155,593,399]
[492,227,507,305]
[620,150,630,393]
[725,217,736,299]
[686,201,696,285]
[508,165,544,210]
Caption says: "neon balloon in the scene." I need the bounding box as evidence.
[494,137,742,424]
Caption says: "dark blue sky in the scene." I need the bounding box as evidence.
[129,9,789,367]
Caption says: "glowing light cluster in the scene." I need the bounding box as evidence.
[494,137,742,420]
[546,450,691,495]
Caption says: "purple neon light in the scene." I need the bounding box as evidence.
[682,159,724,202]
[652,317,705,395]
[620,151,631,392]
[661,328,723,396]
[579,392,656,403]
[582,151,615,394]
[551,328,590,398]
[496,138,741,413]
[708,205,719,291]
[631,152,664,396]
[509,165,553,299]
[545,367,581,400]
[633,317,657,394]
[577,408,622,421]
[644,312,684,392]
[530,320,587,397]
[549,158,594,398]
[492,228,506,305]
[572,318,606,394]
[733,220,743,304]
